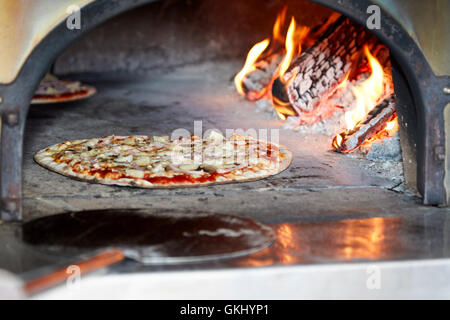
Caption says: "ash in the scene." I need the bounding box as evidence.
[356,154,406,193]
[365,132,402,161]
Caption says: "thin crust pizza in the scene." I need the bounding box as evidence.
[34,133,292,188]
[32,74,96,105]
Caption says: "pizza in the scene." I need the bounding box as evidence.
[34,132,292,188]
[32,73,96,104]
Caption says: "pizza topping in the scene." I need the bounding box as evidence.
[35,134,289,186]
[178,163,201,172]
[125,169,145,179]
[135,156,151,167]
[216,163,249,174]
[115,155,133,163]
[153,136,169,143]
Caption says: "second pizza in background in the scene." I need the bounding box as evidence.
[32,73,96,104]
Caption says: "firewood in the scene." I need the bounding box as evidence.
[282,16,374,116]
[271,39,391,121]
[241,49,284,100]
[332,95,396,153]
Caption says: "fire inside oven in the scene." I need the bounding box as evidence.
[234,10,397,154]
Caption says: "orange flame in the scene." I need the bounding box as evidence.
[332,133,343,150]
[279,18,309,79]
[279,18,297,78]
[336,71,350,91]
[272,6,287,44]
[272,95,298,120]
[235,8,309,103]
[272,17,309,120]
[345,45,385,130]
[234,8,288,97]
[234,39,270,96]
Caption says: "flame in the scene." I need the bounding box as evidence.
[336,71,350,91]
[234,39,270,96]
[272,17,309,119]
[332,133,343,150]
[385,118,397,132]
[272,6,287,44]
[345,45,385,130]
[279,18,309,79]
[234,8,288,97]
[279,18,297,78]
[235,8,309,104]
[277,112,287,120]
[272,95,297,120]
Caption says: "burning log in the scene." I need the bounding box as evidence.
[332,95,397,153]
[279,16,374,118]
[235,7,289,101]
[241,49,284,100]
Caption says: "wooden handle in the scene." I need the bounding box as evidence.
[23,249,125,296]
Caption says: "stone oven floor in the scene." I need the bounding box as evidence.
[2,61,450,298]
[23,61,413,221]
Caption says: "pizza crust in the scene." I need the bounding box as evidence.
[34,136,292,188]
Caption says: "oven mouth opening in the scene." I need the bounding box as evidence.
[44,0,407,193]
[1,0,448,223]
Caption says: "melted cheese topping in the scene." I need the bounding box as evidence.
[44,134,284,185]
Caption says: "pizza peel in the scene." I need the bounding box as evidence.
[20,210,275,295]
